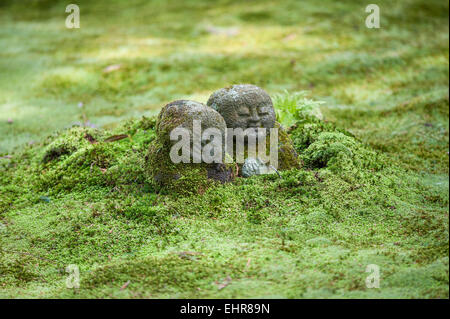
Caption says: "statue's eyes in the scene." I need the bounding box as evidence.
[258,106,269,115]
[237,108,250,116]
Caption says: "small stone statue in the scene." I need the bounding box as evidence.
[207,84,276,132]
[207,84,301,176]
[156,100,226,147]
[146,100,235,194]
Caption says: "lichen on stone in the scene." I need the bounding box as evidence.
[145,100,236,195]
[207,84,276,131]
[208,85,301,175]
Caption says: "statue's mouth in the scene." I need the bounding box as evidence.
[247,122,261,128]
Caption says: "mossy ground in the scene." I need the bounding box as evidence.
[0,0,448,298]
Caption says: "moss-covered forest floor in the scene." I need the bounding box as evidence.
[0,0,448,298]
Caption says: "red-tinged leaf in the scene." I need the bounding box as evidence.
[103,134,128,143]
[120,280,130,291]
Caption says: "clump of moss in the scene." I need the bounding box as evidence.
[301,131,384,171]
[38,129,137,193]
[290,117,385,173]
[0,117,157,201]
[41,127,105,163]
[274,122,302,171]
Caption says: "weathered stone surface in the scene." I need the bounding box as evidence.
[235,121,301,174]
[207,85,301,175]
[207,84,276,131]
[242,157,276,178]
[156,100,226,144]
[145,100,235,194]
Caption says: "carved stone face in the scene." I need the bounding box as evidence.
[207,85,276,131]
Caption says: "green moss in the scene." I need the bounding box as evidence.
[0,251,39,286]
[145,135,236,196]
[2,103,448,298]
[300,131,382,171]
[0,0,448,299]
[276,122,302,170]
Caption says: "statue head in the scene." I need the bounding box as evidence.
[157,100,226,138]
[207,84,276,131]
[156,100,227,163]
[147,100,234,189]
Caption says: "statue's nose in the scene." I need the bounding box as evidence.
[249,108,260,122]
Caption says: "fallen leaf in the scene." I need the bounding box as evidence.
[216,276,232,290]
[120,280,130,290]
[104,134,129,143]
[84,133,97,144]
[245,258,251,270]
[103,64,122,73]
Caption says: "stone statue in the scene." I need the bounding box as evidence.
[146,100,235,194]
[207,84,301,176]
[207,84,276,132]
[157,99,229,165]
[145,86,301,189]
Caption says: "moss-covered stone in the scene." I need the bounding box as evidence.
[146,100,236,195]
[229,121,301,175]
[207,85,301,175]
[207,84,276,131]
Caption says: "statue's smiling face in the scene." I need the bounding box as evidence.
[207,85,276,131]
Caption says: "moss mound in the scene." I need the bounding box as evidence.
[0,116,157,200]
[273,122,302,171]
[290,117,385,171]
[0,102,447,299]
